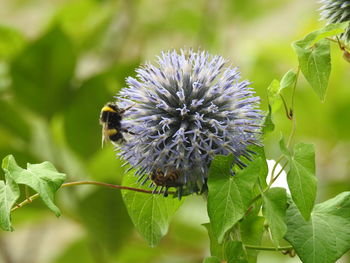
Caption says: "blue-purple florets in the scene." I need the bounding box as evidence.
[117,49,262,195]
[320,0,350,42]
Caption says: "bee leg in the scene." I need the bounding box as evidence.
[177,186,183,200]
[120,104,135,114]
[120,128,138,136]
[163,188,169,197]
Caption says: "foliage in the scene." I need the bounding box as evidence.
[1,1,350,263]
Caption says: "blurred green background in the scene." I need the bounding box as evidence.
[0,0,349,262]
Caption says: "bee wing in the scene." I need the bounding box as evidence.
[101,124,109,148]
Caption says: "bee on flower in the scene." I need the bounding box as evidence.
[115,49,263,197]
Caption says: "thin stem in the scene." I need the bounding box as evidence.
[279,94,291,120]
[269,155,285,186]
[287,116,297,149]
[25,185,32,203]
[61,181,155,194]
[268,161,288,188]
[326,37,350,51]
[291,66,300,113]
[245,244,293,251]
[11,181,171,212]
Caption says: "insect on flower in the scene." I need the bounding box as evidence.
[99,102,135,146]
[116,49,263,197]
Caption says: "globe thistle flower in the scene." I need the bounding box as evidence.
[117,49,262,197]
[319,0,350,42]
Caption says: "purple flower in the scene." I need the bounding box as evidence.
[320,0,350,42]
[117,49,262,196]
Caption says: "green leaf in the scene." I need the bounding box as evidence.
[280,69,296,92]
[53,238,95,263]
[240,215,265,263]
[203,223,224,258]
[262,105,275,134]
[300,23,349,48]
[279,136,290,157]
[0,99,31,141]
[207,156,261,243]
[10,25,76,118]
[0,25,26,60]
[225,241,249,263]
[202,256,221,263]
[121,169,183,247]
[293,37,331,101]
[267,79,281,112]
[286,143,317,220]
[262,187,287,246]
[285,192,350,263]
[78,188,133,255]
[0,174,20,231]
[2,155,66,216]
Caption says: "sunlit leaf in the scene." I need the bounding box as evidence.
[0,174,19,231]
[285,192,350,263]
[121,169,184,247]
[2,155,66,216]
[293,39,330,101]
[0,25,26,60]
[267,79,281,112]
[280,69,296,92]
[207,155,261,243]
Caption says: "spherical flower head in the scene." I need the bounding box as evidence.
[319,0,350,42]
[117,49,262,196]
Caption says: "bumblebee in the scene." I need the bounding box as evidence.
[150,168,183,196]
[150,168,183,188]
[99,102,134,146]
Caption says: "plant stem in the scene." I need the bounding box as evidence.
[269,155,284,186]
[280,94,291,120]
[11,180,169,212]
[245,244,293,251]
[326,37,350,51]
[291,66,300,112]
[268,161,288,188]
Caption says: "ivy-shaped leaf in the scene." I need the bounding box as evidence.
[280,69,297,92]
[285,192,350,263]
[2,155,66,216]
[267,79,281,112]
[262,105,275,134]
[291,23,347,102]
[0,174,19,231]
[262,187,287,246]
[207,155,261,243]
[286,143,317,220]
[293,38,330,101]
[121,169,183,247]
